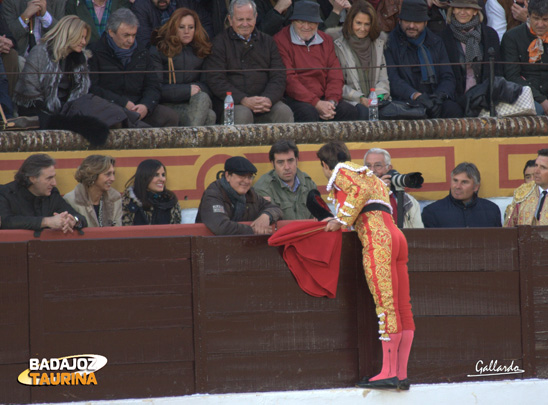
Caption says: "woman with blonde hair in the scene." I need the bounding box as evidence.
[13,15,135,144]
[64,155,122,227]
[333,0,390,120]
[150,8,216,126]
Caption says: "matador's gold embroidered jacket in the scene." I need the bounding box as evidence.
[504,182,548,226]
[326,161,392,226]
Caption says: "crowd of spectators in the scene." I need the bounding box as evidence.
[1,147,545,234]
[0,0,547,127]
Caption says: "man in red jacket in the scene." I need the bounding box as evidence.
[273,0,358,122]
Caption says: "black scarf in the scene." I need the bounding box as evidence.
[220,176,247,221]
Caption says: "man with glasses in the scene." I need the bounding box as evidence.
[364,148,423,228]
[196,156,283,235]
[274,0,358,122]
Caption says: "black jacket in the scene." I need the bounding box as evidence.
[130,0,213,47]
[384,24,457,101]
[501,23,548,104]
[422,193,501,228]
[149,45,210,103]
[440,23,501,103]
[0,181,87,230]
[88,33,161,113]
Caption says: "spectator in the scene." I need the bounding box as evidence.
[505,149,548,226]
[14,16,91,120]
[0,13,19,97]
[274,0,358,122]
[333,0,390,120]
[195,156,283,235]
[523,159,536,183]
[131,0,213,47]
[2,0,65,56]
[65,0,130,44]
[254,139,317,220]
[0,154,87,232]
[64,155,122,227]
[255,0,351,37]
[486,0,528,42]
[0,55,14,118]
[426,0,450,35]
[440,0,502,107]
[422,162,502,227]
[364,148,424,228]
[122,159,182,225]
[501,0,548,116]
[384,0,463,119]
[205,0,293,124]
[150,7,215,126]
[88,8,178,127]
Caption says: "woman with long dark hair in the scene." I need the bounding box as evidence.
[333,0,390,120]
[122,159,182,226]
[150,8,215,126]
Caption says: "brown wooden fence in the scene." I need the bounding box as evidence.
[1,225,546,403]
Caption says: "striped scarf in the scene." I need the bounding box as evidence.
[85,0,113,37]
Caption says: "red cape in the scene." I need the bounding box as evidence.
[268,221,342,298]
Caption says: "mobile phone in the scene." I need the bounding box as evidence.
[514,0,525,7]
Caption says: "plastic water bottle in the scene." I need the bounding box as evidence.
[368,88,378,121]
[224,92,234,125]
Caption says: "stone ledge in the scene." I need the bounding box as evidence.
[0,116,547,152]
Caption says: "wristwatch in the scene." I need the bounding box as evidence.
[21,15,30,25]
[73,215,83,230]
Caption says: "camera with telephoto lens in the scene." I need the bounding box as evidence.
[387,169,424,189]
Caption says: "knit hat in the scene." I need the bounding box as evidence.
[399,0,430,22]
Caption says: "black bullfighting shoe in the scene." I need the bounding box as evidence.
[355,376,399,389]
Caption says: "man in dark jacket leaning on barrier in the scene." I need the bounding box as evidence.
[0,154,87,232]
[196,156,283,235]
[422,162,501,228]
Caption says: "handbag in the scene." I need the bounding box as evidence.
[378,100,427,120]
[479,86,536,117]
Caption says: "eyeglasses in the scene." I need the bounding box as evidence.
[365,163,388,170]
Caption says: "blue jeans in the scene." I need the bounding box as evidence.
[534,101,545,116]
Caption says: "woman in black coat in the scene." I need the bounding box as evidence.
[150,7,215,126]
[440,0,502,106]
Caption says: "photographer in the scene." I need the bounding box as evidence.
[364,148,424,228]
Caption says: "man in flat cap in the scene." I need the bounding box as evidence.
[196,156,283,235]
[384,0,463,118]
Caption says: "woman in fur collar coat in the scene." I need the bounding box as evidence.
[64,155,122,227]
[122,159,182,226]
[14,15,92,116]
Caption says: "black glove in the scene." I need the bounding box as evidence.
[415,94,434,112]
[429,93,445,118]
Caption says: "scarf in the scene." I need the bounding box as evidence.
[450,15,483,78]
[347,35,374,93]
[161,0,177,25]
[146,190,178,225]
[528,22,548,63]
[106,32,137,67]
[85,0,112,37]
[408,28,437,85]
[220,176,247,221]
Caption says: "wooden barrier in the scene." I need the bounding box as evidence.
[0,225,546,403]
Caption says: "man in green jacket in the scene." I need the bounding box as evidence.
[255,139,318,220]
